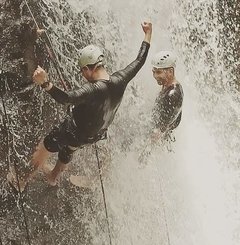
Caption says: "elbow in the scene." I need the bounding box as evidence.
[136,58,146,68]
[51,96,69,105]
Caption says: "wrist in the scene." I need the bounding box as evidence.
[144,33,151,44]
[41,80,50,88]
[41,81,53,91]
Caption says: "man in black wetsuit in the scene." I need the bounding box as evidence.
[151,50,184,142]
[139,51,183,162]
[16,22,152,188]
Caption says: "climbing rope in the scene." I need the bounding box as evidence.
[159,176,171,245]
[94,143,113,245]
[23,0,71,91]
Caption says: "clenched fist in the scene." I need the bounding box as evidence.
[32,66,48,85]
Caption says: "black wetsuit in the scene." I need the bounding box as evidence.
[152,83,183,133]
[44,41,150,163]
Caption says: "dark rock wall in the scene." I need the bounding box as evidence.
[217,0,240,90]
[0,0,51,173]
[0,1,121,244]
[0,0,47,93]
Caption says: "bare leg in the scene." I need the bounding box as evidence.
[31,141,52,171]
[7,141,52,192]
[47,160,68,186]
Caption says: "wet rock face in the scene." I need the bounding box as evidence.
[0,0,119,166]
[0,0,54,178]
[171,0,239,91]
[0,1,124,244]
[217,0,240,90]
[0,0,43,93]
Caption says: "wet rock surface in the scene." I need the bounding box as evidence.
[0,0,47,93]
[0,1,115,244]
[0,144,111,244]
[217,0,240,90]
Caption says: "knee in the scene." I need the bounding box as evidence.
[43,135,60,153]
[58,146,75,164]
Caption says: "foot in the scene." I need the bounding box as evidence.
[46,172,59,186]
[69,175,93,188]
[41,163,53,175]
[45,160,68,187]
[7,172,27,193]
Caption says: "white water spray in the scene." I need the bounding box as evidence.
[42,0,239,244]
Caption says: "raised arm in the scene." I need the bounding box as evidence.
[113,22,152,85]
[142,21,152,44]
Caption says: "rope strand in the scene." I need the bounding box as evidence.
[159,176,171,245]
[94,143,113,245]
[23,0,71,91]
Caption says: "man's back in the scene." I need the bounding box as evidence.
[48,41,150,139]
[72,79,124,138]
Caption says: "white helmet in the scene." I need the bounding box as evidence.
[78,45,104,69]
[152,51,176,69]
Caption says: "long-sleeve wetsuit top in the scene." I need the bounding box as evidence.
[47,41,150,139]
[152,83,184,133]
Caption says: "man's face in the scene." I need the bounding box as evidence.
[152,67,174,85]
[152,67,173,85]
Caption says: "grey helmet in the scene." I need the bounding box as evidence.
[152,51,176,69]
[78,45,104,69]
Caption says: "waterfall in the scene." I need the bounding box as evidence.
[1,0,239,244]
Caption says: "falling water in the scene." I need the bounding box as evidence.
[1,0,239,244]
[36,0,240,244]
[63,1,239,245]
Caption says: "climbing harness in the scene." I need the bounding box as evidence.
[164,131,176,153]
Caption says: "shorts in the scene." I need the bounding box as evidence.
[43,117,84,164]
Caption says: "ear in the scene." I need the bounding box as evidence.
[81,66,89,72]
[170,67,174,75]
